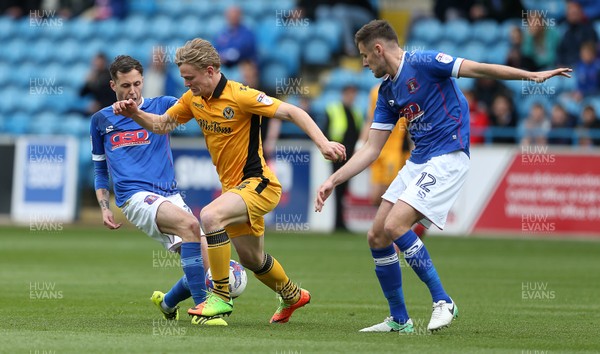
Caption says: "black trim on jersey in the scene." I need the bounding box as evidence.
[255,177,269,194]
[212,74,228,98]
[242,114,264,180]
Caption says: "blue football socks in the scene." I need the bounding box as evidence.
[371,245,410,324]
[180,242,207,305]
[163,275,191,308]
[394,230,451,303]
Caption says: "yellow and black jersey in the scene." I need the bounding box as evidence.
[167,75,281,190]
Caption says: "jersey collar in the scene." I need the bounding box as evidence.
[210,74,228,99]
[390,51,406,82]
[138,97,146,109]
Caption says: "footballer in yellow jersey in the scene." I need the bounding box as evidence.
[113,38,345,325]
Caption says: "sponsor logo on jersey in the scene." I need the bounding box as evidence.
[197,118,233,134]
[400,102,424,122]
[256,93,273,105]
[193,102,204,109]
[144,195,159,205]
[110,129,150,150]
[223,106,235,119]
[435,53,453,64]
[406,78,420,94]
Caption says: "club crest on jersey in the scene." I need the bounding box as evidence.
[223,106,235,119]
[406,78,420,94]
[388,99,395,107]
[144,195,159,205]
[110,129,150,150]
[256,92,273,105]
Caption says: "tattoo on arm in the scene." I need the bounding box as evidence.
[98,189,110,210]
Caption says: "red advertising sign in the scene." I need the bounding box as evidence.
[474,151,600,237]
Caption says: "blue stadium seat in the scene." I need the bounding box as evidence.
[156,0,187,18]
[455,77,475,92]
[443,19,471,45]
[557,95,582,117]
[434,40,457,57]
[270,38,300,75]
[68,18,95,41]
[280,23,312,46]
[95,18,120,42]
[303,38,332,65]
[3,39,27,64]
[28,112,60,135]
[5,112,30,135]
[27,39,54,64]
[260,61,289,92]
[80,38,105,64]
[204,15,227,40]
[173,14,205,42]
[324,68,359,91]
[462,41,487,63]
[471,20,500,45]
[410,18,443,44]
[0,17,15,41]
[128,0,157,16]
[313,19,343,53]
[122,15,149,41]
[148,15,176,43]
[358,69,380,92]
[256,17,284,58]
[56,39,80,65]
[485,43,510,64]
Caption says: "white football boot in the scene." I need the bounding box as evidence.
[427,299,458,332]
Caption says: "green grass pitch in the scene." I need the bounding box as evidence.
[1,225,599,353]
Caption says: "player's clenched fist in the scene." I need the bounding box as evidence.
[320,141,346,162]
[112,98,139,117]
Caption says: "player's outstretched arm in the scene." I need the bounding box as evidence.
[315,129,390,212]
[458,60,572,83]
[112,98,179,134]
[95,188,122,230]
[273,101,346,162]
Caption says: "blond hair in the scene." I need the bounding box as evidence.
[175,38,221,70]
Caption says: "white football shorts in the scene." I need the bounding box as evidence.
[121,192,193,252]
[382,150,470,230]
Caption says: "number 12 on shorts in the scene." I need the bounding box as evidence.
[416,172,436,199]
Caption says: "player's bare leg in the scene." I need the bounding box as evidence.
[188,192,248,320]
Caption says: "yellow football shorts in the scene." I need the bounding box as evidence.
[225,176,282,238]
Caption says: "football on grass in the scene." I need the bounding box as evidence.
[205,259,248,298]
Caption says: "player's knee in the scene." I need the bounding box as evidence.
[367,227,388,248]
[383,219,410,239]
[199,207,221,232]
[179,214,201,242]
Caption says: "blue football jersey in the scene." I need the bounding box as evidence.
[90,96,179,207]
[373,50,470,164]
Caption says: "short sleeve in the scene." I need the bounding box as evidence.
[235,85,282,117]
[411,51,464,79]
[166,90,194,123]
[372,85,399,131]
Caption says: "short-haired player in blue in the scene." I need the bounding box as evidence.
[315,20,572,333]
[91,55,223,326]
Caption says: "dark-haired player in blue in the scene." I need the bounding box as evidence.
[316,20,572,333]
[91,55,223,326]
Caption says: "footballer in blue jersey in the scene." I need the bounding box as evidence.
[316,20,572,333]
[91,55,223,326]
